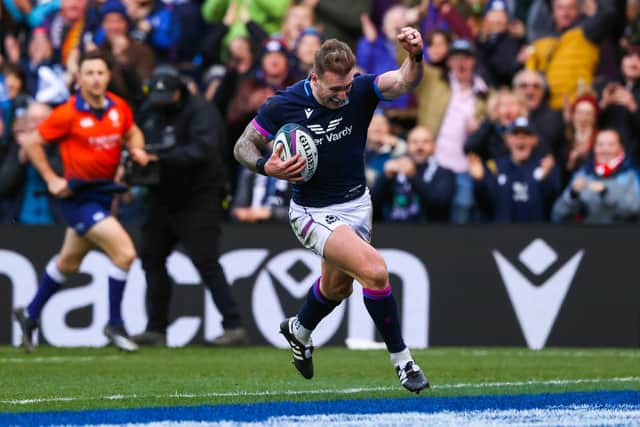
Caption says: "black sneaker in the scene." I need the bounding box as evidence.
[13,307,37,353]
[279,317,314,379]
[103,325,139,352]
[130,330,167,347]
[396,361,430,394]
[207,327,250,346]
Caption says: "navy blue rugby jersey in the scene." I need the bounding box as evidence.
[253,73,387,207]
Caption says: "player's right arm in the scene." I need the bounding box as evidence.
[233,121,306,181]
[19,131,71,197]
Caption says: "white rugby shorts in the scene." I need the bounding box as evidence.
[289,189,372,257]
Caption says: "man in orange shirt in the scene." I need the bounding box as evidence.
[13,50,151,353]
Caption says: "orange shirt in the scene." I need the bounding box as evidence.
[38,91,133,181]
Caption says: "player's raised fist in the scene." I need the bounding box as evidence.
[397,27,423,56]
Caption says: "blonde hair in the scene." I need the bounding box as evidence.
[313,39,356,76]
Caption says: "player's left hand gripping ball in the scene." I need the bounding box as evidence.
[273,123,318,182]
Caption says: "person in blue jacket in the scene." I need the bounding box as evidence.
[469,116,561,222]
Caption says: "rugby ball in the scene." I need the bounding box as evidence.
[272,123,318,182]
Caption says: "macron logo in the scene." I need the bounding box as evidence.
[304,108,313,119]
[493,239,584,350]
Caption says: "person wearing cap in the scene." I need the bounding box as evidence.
[552,128,640,223]
[469,116,561,222]
[132,64,248,347]
[415,37,488,223]
[523,0,624,109]
[465,88,532,163]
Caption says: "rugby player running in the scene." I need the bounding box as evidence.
[234,28,428,392]
[13,50,151,353]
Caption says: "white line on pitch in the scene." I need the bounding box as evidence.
[2,377,639,406]
[0,355,122,364]
[423,350,640,358]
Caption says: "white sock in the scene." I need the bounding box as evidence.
[292,316,312,345]
[46,257,69,283]
[390,347,413,369]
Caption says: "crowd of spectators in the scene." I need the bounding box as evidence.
[1,0,640,225]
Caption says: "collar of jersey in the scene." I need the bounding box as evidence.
[74,91,115,118]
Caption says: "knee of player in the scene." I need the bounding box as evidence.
[360,259,388,289]
[113,246,137,270]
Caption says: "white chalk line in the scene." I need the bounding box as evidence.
[2,377,639,406]
[0,355,122,364]
[1,349,637,365]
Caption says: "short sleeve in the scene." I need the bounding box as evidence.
[354,73,389,106]
[38,103,72,142]
[253,96,285,139]
[119,102,133,133]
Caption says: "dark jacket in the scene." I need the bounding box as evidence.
[371,158,455,223]
[597,78,640,165]
[529,104,564,158]
[465,118,554,163]
[0,137,63,223]
[477,32,525,88]
[137,91,227,207]
[474,152,562,222]
[464,120,509,162]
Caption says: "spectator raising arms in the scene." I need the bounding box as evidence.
[470,116,561,222]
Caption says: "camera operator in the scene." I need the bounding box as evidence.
[131,65,248,346]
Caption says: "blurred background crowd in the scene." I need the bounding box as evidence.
[1,0,639,225]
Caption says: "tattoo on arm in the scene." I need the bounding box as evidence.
[233,123,270,171]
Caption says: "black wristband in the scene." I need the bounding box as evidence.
[255,157,267,175]
[412,52,423,63]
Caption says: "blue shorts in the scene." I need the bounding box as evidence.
[57,192,113,235]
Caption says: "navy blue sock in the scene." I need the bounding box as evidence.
[27,259,66,320]
[363,284,406,353]
[297,277,340,330]
[108,266,128,327]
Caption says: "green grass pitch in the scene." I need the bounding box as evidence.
[1,346,638,413]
